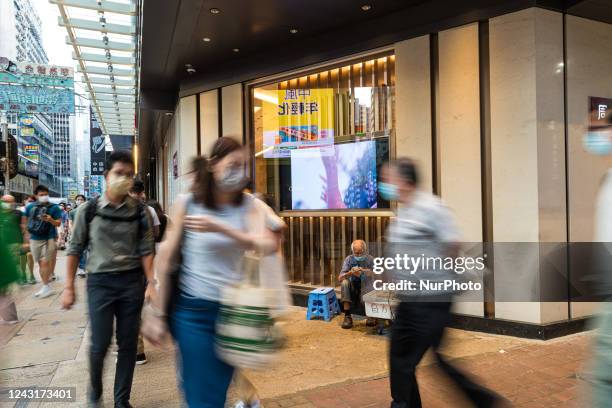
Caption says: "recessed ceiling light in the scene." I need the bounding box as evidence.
[361,4,371,11]
[210,8,220,14]
[290,28,298,34]
[232,48,240,52]
[203,37,211,42]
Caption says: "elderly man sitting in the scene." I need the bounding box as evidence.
[339,240,377,329]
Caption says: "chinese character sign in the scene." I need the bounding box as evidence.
[23,143,39,163]
[0,84,75,114]
[590,97,611,126]
[261,88,335,158]
[90,108,106,175]
[16,62,73,78]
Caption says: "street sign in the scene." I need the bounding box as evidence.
[0,84,75,114]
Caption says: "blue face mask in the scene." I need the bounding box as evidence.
[378,182,399,201]
[583,131,612,156]
[354,255,366,262]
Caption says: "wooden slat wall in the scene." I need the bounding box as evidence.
[280,214,391,286]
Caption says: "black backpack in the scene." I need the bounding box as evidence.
[27,204,54,237]
[82,197,147,248]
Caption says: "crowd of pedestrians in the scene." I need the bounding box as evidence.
[1,137,525,408]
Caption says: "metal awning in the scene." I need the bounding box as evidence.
[51,0,139,137]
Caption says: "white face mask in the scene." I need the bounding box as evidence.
[1,202,12,210]
[215,166,247,193]
[38,195,49,203]
[107,174,133,196]
[76,200,85,206]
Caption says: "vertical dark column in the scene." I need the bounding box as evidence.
[430,34,440,196]
[196,93,201,156]
[479,20,495,318]
[217,88,223,139]
[562,13,571,319]
[241,83,247,146]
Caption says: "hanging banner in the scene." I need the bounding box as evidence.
[90,107,106,175]
[261,88,335,158]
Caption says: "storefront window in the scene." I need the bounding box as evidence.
[251,53,395,212]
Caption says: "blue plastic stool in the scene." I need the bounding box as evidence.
[306,287,340,321]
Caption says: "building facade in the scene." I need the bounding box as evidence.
[140,2,612,337]
[0,0,80,197]
[51,112,75,181]
[0,0,48,65]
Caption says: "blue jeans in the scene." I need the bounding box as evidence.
[170,292,234,408]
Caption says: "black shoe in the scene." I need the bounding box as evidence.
[341,314,353,329]
[87,392,103,408]
[136,353,147,365]
[115,402,133,408]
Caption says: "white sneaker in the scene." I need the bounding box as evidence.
[33,286,45,297]
[77,269,87,278]
[36,285,55,299]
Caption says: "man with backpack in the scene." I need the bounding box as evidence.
[62,151,155,408]
[24,185,62,299]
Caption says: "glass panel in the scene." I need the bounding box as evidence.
[252,53,395,212]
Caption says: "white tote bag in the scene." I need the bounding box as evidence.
[215,196,291,370]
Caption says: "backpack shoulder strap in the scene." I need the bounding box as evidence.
[136,201,146,239]
[85,197,99,225]
[82,197,99,249]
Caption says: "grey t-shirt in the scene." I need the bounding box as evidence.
[179,194,253,301]
[385,191,461,298]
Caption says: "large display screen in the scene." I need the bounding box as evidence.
[290,140,377,210]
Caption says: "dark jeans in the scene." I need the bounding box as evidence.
[390,302,499,408]
[87,270,145,406]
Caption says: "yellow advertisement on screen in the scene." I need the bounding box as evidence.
[260,88,335,158]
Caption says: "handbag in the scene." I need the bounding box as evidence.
[214,196,290,370]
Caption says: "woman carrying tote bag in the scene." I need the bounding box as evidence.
[146,137,285,408]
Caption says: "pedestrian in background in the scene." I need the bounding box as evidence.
[62,151,155,408]
[58,202,69,250]
[150,137,284,408]
[130,180,161,241]
[380,158,501,408]
[19,196,36,285]
[24,185,61,299]
[69,194,88,277]
[128,181,161,365]
[147,200,169,253]
[0,194,23,325]
[1,195,27,285]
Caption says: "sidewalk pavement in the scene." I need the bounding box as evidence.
[263,332,591,408]
[0,251,597,407]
